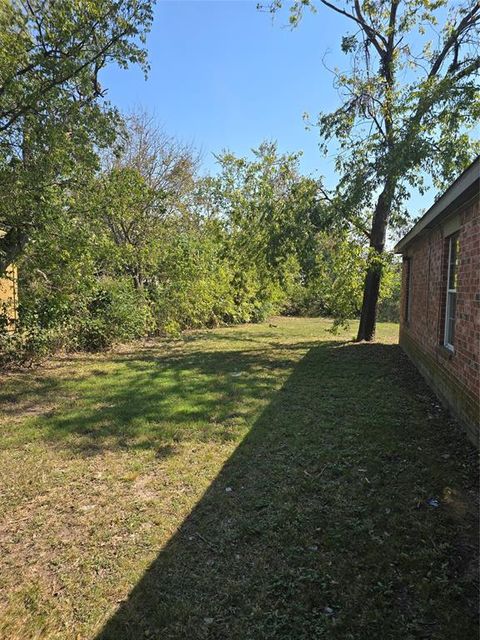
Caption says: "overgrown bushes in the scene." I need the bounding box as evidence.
[1,132,401,367]
[77,279,153,351]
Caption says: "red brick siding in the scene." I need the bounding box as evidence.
[399,197,479,433]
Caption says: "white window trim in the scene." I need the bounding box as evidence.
[443,235,457,351]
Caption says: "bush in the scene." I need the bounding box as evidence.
[0,278,153,366]
[0,324,65,367]
[377,259,401,323]
[77,278,153,351]
[152,233,236,334]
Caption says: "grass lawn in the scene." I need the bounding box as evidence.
[0,317,478,640]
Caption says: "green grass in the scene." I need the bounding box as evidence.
[0,317,477,640]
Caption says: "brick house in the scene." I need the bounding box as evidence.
[395,157,479,445]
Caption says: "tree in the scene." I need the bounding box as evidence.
[267,0,480,340]
[206,142,324,320]
[0,0,154,274]
[109,110,200,203]
[96,111,201,290]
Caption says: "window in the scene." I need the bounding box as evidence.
[444,234,459,350]
[404,257,412,322]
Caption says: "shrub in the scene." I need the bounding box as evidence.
[77,278,153,350]
[0,323,65,367]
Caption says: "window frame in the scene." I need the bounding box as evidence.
[443,233,459,351]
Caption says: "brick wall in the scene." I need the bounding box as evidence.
[399,197,479,445]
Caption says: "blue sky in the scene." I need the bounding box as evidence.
[102,2,353,182]
[101,0,433,214]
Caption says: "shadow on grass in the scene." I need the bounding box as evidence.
[95,341,478,640]
[1,339,323,453]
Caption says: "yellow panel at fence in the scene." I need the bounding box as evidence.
[0,264,18,331]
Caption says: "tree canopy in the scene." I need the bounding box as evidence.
[0,0,155,272]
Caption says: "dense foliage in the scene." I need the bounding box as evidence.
[0,116,401,364]
[0,0,154,273]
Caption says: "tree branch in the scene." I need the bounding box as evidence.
[0,29,130,132]
[317,0,386,58]
[428,1,480,79]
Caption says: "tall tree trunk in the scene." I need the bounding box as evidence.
[356,186,393,342]
[356,0,398,342]
[357,265,382,341]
